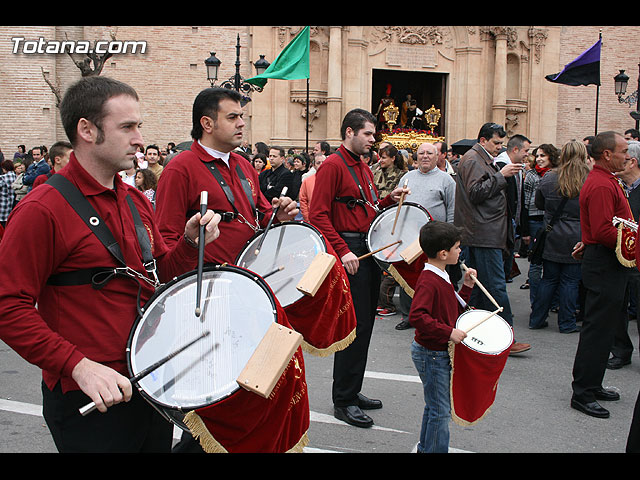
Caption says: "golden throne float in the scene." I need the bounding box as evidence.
[378,104,445,150]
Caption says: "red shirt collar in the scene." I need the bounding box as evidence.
[64,152,125,197]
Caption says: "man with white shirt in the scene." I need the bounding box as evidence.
[495,134,531,280]
[155,87,297,266]
[154,87,301,452]
[454,123,530,355]
[394,142,456,329]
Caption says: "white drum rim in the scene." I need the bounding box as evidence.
[235,221,327,307]
[126,264,278,413]
[366,202,431,263]
[455,308,514,355]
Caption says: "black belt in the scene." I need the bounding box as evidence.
[339,231,367,239]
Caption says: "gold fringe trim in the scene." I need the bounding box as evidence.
[301,328,356,357]
[183,410,228,453]
[388,264,415,298]
[448,341,493,427]
[616,223,637,268]
[183,410,310,453]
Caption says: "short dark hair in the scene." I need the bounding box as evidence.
[477,122,507,142]
[145,144,160,154]
[269,146,285,157]
[317,141,331,155]
[625,128,640,139]
[190,87,243,140]
[1,160,14,172]
[340,108,377,140]
[60,76,139,146]
[591,131,622,161]
[419,221,463,259]
[49,141,72,162]
[506,134,531,151]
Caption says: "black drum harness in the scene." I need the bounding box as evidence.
[189,160,264,233]
[333,150,380,214]
[44,174,161,316]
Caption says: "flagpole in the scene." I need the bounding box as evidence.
[595,30,602,135]
[306,77,310,153]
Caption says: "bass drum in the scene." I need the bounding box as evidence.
[367,202,432,270]
[235,221,327,308]
[126,264,278,431]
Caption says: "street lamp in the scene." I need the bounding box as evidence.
[204,52,221,86]
[204,34,270,104]
[614,65,640,129]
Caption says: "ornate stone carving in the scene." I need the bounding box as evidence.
[528,27,548,64]
[370,26,450,48]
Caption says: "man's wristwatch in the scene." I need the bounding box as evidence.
[184,232,198,249]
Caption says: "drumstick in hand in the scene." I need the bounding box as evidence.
[78,330,213,416]
[462,307,504,334]
[195,191,208,317]
[460,262,501,311]
[357,240,402,261]
[391,179,409,236]
[255,186,288,256]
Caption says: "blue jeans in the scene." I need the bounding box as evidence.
[529,260,580,332]
[411,341,451,453]
[527,219,544,306]
[462,246,513,325]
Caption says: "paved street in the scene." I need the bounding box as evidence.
[1,257,638,453]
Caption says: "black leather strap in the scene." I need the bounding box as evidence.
[45,174,155,288]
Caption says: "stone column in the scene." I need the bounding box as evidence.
[326,26,343,141]
[492,29,508,126]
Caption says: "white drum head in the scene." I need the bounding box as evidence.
[367,202,430,263]
[455,309,514,355]
[236,222,326,307]
[127,266,277,414]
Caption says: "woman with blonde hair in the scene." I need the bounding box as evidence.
[528,140,590,333]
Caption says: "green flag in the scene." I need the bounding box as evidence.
[246,26,310,88]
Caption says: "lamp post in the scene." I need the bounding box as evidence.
[614,64,640,130]
[204,34,270,104]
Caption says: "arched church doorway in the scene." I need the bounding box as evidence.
[371,68,447,138]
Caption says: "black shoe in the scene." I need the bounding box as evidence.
[559,326,580,333]
[334,405,373,428]
[395,320,411,330]
[529,321,548,330]
[570,397,610,418]
[357,393,382,410]
[607,356,631,370]
[594,387,620,401]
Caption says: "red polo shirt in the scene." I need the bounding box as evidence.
[409,268,473,351]
[155,142,273,265]
[309,145,394,258]
[580,163,633,250]
[0,153,198,393]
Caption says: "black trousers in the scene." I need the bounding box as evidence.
[571,245,631,403]
[332,233,381,407]
[42,381,173,453]
[611,272,640,361]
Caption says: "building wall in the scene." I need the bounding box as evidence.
[1,25,639,160]
[554,25,640,145]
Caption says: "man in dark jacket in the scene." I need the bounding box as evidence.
[260,146,293,202]
[454,122,531,355]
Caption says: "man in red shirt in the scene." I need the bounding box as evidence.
[155,87,304,453]
[310,108,408,428]
[0,76,221,452]
[155,88,298,265]
[571,131,634,419]
[31,141,72,190]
